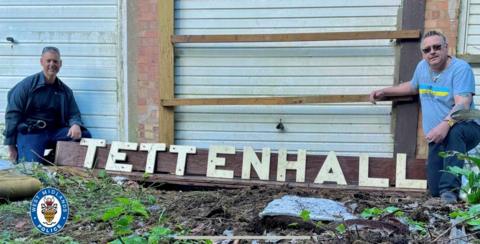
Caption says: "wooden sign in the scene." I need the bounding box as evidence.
[55,139,427,191]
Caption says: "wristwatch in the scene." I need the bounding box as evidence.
[446,119,457,127]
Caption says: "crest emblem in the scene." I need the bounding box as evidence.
[31,187,69,235]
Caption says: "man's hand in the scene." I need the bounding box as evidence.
[67,124,82,140]
[369,89,385,104]
[8,145,17,162]
[425,121,450,144]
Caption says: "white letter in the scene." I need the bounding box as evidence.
[80,138,106,169]
[139,143,166,173]
[170,145,196,176]
[314,151,347,185]
[242,147,270,180]
[207,145,235,179]
[105,141,138,172]
[358,153,389,187]
[395,153,427,189]
[276,149,306,182]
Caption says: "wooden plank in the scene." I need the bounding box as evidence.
[55,141,426,187]
[81,169,425,195]
[161,95,412,106]
[393,0,424,158]
[172,30,420,43]
[158,0,175,145]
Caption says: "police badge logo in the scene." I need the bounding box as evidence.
[30,187,69,234]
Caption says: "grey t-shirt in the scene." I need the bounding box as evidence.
[410,57,476,134]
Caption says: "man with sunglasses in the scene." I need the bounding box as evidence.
[3,47,91,163]
[370,30,480,204]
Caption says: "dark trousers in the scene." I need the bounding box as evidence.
[427,121,480,197]
[16,127,92,163]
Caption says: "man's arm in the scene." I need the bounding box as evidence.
[369,81,418,104]
[8,145,17,162]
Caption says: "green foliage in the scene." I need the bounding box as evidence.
[102,197,150,239]
[360,207,384,219]
[147,226,173,244]
[299,209,311,222]
[406,219,427,235]
[360,206,426,235]
[450,204,480,231]
[335,223,346,234]
[98,169,107,179]
[441,151,480,204]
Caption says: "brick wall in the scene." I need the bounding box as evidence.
[133,0,161,142]
[424,0,460,54]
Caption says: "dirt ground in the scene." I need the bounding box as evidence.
[0,166,475,243]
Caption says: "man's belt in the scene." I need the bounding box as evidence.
[17,120,47,133]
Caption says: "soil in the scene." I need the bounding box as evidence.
[0,169,475,243]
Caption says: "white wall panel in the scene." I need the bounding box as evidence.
[460,1,480,55]
[0,1,121,146]
[174,0,399,157]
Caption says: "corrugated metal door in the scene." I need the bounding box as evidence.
[174,0,400,157]
[0,0,122,153]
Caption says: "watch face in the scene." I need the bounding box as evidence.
[448,120,455,127]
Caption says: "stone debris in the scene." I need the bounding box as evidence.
[259,195,357,221]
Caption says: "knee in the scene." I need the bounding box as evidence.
[445,126,467,146]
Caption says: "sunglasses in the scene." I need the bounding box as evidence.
[422,44,443,54]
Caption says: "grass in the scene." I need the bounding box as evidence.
[0,165,171,243]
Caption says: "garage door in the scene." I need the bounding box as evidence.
[174,0,399,157]
[0,0,123,157]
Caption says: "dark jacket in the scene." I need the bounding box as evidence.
[3,72,84,145]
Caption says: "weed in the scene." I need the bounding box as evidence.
[335,223,346,234]
[450,204,480,231]
[102,197,149,241]
[440,151,480,204]
[299,209,311,222]
[360,206,427,235]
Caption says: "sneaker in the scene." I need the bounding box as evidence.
[440,191,458,204]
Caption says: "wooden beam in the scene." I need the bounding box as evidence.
[158,0,175,145]
[55,141,426,188]
[393,0,425,158]
[74,169,423,195]
[172,30,421,43]
[161,95,413,107]
[457,54,480,64]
